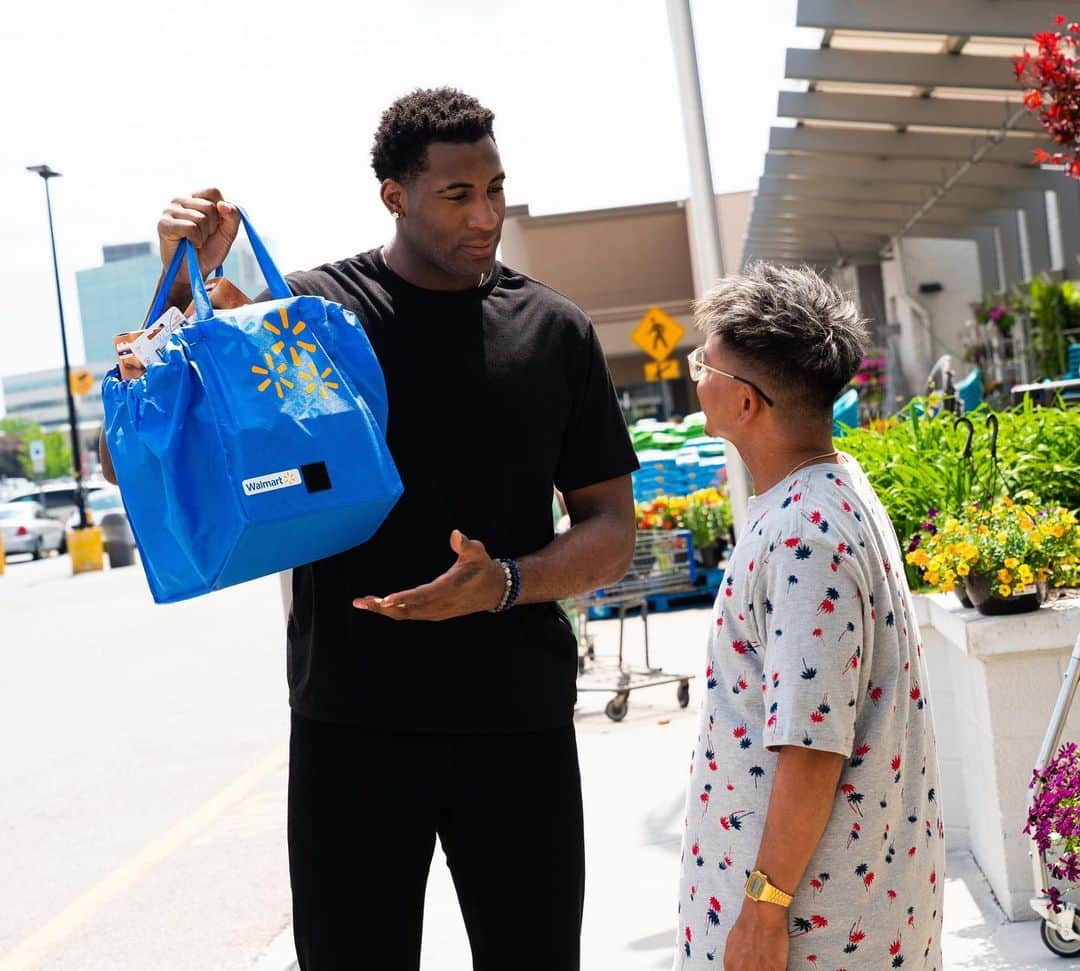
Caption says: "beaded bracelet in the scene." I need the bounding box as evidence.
[490,557,521,613]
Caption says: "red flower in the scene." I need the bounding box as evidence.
[1017,16,1080,178]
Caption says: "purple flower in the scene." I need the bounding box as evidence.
[907,535,921,552]
[989,306,1005,322]
[927,508,940,519]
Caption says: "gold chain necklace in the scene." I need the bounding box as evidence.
[783,449,839,481]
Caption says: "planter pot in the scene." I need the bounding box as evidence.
[695,544,722,569]
[954,582,974,609]
[964,574,1048,616]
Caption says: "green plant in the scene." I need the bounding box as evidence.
[840,397,1080,586]
[1029,275,1080,379]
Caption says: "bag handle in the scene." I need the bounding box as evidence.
[144,207,290,325]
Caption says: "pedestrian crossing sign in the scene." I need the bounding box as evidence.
[644,359,682,382]
[631,307,685,362]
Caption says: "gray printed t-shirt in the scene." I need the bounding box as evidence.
[674,457,944,969]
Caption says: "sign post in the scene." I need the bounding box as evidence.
[29,439,46,478]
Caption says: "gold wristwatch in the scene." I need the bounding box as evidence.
[744,869,793,908]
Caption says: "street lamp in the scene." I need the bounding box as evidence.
[26,163,88,529]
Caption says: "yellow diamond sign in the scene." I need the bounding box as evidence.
[631,307,685,362]
[644,359,682,382]
[69,368,94,396]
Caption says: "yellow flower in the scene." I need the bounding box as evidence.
[1052,525,1066,538]
[907,549,930,568]
[925,571,939,586]
[1013,585,1028,597]
[1004,557,1019,570]
[957,563,970,576]
[998,569,1012,584]
[998,584,1012,597]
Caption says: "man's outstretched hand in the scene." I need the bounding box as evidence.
[352,530,507,621]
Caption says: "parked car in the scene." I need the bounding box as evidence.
[68,487,137,567]
[8,481,106,530]
[0,502,66,559]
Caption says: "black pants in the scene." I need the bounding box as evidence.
[288,712,585,971]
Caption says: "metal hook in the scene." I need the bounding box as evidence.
[985,413,999,462]
[954,417,974,460]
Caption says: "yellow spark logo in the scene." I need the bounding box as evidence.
[262,307,317,368]
[250,307,340,402]
[251,352,294,399]
[298,364,340,399]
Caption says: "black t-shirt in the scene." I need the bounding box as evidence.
[278,249,639,733]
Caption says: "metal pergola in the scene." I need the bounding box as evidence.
[742,0,1079,283]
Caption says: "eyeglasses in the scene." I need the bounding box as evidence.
[687,346,775,407]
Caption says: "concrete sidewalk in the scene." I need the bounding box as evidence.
[255,605,1080,971]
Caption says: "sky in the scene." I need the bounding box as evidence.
[0,0,819,382]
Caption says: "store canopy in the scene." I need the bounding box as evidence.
[742,0,1076,272]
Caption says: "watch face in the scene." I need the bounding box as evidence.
[748,874,766,897]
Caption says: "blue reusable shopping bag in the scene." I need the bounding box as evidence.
[102,210,403,604]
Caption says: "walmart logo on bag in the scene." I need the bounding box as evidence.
[250,307,341,401]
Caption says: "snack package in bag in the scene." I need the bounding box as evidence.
[102,210,403,603]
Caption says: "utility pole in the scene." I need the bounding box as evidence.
[666,0,752,535]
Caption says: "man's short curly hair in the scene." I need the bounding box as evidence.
[695,262,869,413]
[371,87,496,184]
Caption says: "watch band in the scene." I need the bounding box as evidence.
[745,869,793,908]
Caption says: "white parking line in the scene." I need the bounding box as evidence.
[0,743,289,971]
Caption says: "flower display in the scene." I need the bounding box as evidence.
[636,487,733,552]
[973,289,1027,334]
[1026,742,1080,912]
[906,497,1080,596]
[1015,16,1080,178]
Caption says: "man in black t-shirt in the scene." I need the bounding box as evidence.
[102,89,639,970]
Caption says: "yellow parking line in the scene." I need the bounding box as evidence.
[0,743,289,971]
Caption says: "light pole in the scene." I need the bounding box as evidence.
[666,0,752,537]
[26,163,88,529]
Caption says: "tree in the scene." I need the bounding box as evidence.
[41,432,73,480]
[0,418,41,479]
[0,418,71,480]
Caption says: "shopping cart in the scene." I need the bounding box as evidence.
[1029,631,1080,956]
[569,529,698,722]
